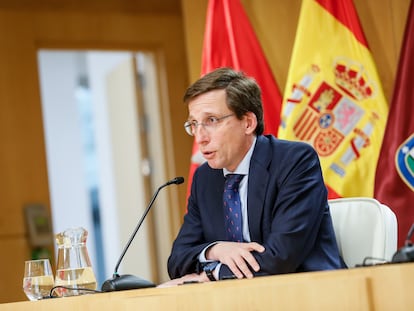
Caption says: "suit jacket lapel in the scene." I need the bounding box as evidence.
[206,170,227,239]
[247,136,272,242]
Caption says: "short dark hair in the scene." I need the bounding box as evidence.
[183,67,264,135]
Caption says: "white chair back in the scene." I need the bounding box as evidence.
[329,197,398,268]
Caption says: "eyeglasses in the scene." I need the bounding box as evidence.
[184,113,235,136]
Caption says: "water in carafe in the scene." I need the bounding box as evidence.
[54,227,97,296]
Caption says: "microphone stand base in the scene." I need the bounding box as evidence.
[101,274,156,292]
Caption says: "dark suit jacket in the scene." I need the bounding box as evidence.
[168,135,346,280]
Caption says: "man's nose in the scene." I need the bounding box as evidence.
[194,124,209,143]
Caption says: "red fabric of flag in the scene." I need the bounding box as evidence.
[186,0,282,195]
[374,0,414,247]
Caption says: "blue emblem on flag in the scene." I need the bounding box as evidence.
[395,133,414,191]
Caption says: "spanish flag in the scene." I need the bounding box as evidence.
[375,0,414,246]
[279,0,388,199]
[186,0,282,194]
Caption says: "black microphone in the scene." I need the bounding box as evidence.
[101,176,184,292]
[392,223,414,263]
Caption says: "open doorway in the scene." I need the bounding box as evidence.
[37,50,173,287]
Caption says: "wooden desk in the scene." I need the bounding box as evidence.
[1,263,413,310]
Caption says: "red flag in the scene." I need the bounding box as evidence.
[187,0,283,194]
[374,0,414,247]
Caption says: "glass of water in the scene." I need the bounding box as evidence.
[22,259,54,301]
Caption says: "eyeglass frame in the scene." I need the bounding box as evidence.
[183,113,235,136]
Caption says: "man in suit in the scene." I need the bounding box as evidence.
[164,67,345,285]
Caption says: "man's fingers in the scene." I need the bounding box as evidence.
[225,259,244,279]
[234,256,254,278]
[246,242,265,253]
[241,251,260,272]
[223,250,257,278]
[208,241,265,277]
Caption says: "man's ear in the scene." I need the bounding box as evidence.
[244,111,257,134]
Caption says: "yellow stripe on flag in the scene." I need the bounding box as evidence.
[279,0,388,198]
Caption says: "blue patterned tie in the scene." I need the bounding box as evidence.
[223,174,245,242]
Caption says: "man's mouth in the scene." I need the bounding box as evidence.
[202,150,214,159]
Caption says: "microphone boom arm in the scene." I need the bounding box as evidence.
[113,184,164,277]
[101,176,184,292]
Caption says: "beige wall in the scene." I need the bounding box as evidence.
[0,0,411,303]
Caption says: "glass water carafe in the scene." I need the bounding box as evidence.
[54,227,97,296]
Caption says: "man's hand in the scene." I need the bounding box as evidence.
[206,242,265,279]
[157,272,209,288]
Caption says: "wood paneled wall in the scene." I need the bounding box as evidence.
[0,4,189,303]
[181,0,411,102]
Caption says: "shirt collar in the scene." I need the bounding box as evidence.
[223,136,257,177]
